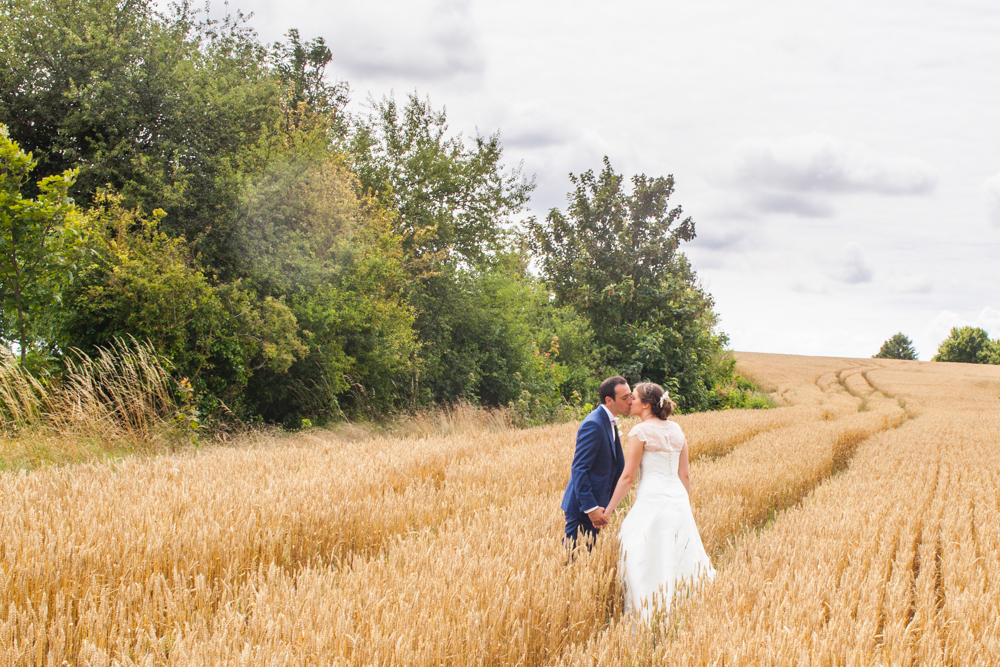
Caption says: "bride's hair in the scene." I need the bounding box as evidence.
[635,382,675,419]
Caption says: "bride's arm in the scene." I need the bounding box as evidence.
[678,443,691,494]
[603,435,644,521]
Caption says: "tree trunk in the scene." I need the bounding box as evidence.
[14,292,28,367]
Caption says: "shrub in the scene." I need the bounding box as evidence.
[709,374,776,411]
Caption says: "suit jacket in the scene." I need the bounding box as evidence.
[561,406,625,519]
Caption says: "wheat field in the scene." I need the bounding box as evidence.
[2,353,999,666]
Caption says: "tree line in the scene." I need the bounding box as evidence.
[875,329,1000,364]
[0,0,762,427]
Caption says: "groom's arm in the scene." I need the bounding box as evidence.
[571,419,603,515]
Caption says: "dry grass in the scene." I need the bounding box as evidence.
[0,340,181,469]
[2,352,1000,665]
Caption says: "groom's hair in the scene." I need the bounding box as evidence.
[598,376,628,406]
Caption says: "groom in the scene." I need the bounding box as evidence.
[561,376,631,546]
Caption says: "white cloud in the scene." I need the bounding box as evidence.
[692,225,752,251]
[828,242,874,284]
[976,306,1000,337]
[889,272,933,294]
[925,310,965,341]
[498,101,579,149]
[790,279,832,295]
[984,173,1000,227]
[713,134,938,218]
[326,0,484,81]
[728,134,938,195]
[922,307,1000,356]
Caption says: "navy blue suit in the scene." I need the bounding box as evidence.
[561,407,625,543]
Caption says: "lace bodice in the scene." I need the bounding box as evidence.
[628,420,686,453]
[628,420,687,492]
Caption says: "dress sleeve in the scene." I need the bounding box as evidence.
[672,423,687,449]
[628,424,648,442]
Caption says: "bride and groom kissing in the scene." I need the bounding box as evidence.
[561,376,715,618]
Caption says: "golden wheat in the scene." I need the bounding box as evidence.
[2,352,999,665]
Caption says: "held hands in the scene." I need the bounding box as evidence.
[588,506,610,529]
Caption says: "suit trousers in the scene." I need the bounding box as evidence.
[564,512,599,550]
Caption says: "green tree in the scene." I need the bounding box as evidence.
[933,326,998,365]
[346,93,545,409]
[0,125,86,364]
[874,332,918,360]
[54,194,306,411]
[233,152,417,422]
[528,157,732,412]
[347,92,534,265]
[0,0,290,271]
[270,29,349,124]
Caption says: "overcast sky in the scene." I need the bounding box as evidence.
[222,0,1000,360]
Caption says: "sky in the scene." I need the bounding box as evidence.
[219,0,1000,360]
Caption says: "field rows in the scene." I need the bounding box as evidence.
[2,355,999,665]
[564,411,1000,665]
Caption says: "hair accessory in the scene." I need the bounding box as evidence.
[659,391,670,407]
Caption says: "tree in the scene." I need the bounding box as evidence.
[529,156,695,321]
[528,157,732,412]
[0,0,285,271]
[233,152,418,422]
[933,326,999,364]
[874,333,918,360]
[0,125,86,364]
[270,29,349,124]
[347,92,534,266]
[345,93,540,409]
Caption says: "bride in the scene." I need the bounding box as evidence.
[602,382,715,619]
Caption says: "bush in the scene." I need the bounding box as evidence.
[709,373,776,410]
[54,194,305,414]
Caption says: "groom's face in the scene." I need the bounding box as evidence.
[606,383,633,417]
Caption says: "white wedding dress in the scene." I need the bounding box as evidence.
[618,420,715,619]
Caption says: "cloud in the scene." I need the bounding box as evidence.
[979,306,1000,336]
[744,192,835,218]
[691,225,753,251]
[828,242,873,284]
[984,173,1000,227]
[498,101,579,149]
[923,307,1000,355]
[790,279,831,295]
[713,134,937,218]
[327,0,484,81]
[890,272,932,294]
[925,311,966,348]
[728,134,938,195]
[505,116,613,214]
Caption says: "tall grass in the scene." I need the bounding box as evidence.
[0,339,179,468]
[0,354,46,427]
